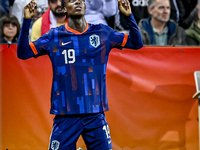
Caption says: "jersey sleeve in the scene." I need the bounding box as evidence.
[108,13,143,50]
[17,18,53,59]
[107,28,128,49]
[29,29,53,57]
[124,14,143,49]
[17,18,35,59]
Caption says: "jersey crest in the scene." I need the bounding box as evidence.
[89,34,100,48]
[51,140,60,150]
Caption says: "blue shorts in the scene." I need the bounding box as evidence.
[49,112,112,150]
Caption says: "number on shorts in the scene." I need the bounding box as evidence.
[103,125,111,139]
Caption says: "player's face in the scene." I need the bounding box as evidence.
[49,0,65,17]
[65,0,86,18]
[149,0,170,23]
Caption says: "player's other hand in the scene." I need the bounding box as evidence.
[24,0,37,19]
[118,0,132,16]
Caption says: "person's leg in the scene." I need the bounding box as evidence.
[82,113,113,150]
[49,116,83,150]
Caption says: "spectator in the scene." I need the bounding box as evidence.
[138,0,186,46]
[115,0,150,32]
[170,0,199,29]
[11,0,48,26]
[0,0,10,18]
[186,10,200,45]
[31,0,68,41]
[0,14,20,44]
[84,0,118,25]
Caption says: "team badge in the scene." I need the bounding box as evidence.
[89,34,100,48]
[51,140,60,150]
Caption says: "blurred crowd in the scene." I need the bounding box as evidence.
[0,0,200,46]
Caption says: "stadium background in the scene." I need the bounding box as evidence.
[0,44,199,149]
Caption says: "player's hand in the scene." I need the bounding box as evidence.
[24,0,37,19]
[118,0,132,16]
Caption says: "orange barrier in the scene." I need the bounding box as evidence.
[0,44,199,149]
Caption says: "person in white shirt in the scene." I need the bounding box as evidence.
[84,0,117,25]
[11,0,48,26]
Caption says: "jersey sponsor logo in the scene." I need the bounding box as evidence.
[62,41,72,46]
[51,140,60,150]
[89,34,100,48]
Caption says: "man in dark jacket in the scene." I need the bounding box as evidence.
[170,0,199,30]
[138,0,187,46]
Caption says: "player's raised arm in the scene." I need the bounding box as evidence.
[118,0,132,16]
[17,0,37,59]
[117,0,143,49]
[24,0,37,19]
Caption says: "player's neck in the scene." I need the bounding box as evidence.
[68,17,87,33]
[56,16,67,24]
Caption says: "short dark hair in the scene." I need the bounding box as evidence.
[0,14,20,41]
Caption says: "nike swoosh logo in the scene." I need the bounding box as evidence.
[108,140,111,144]
[62,41,72,46]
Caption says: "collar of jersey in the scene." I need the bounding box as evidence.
[65,23,89,34]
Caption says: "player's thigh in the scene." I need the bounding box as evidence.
[82,124,113,150]
[49,116,83,150]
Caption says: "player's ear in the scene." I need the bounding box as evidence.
[63,7,68,17]
[63,7,67,13]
